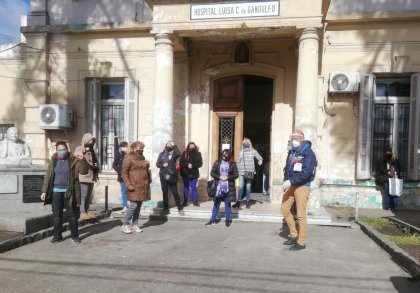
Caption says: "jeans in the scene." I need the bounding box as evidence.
[159,174,182,210]
[263,173,270,194]
[80,182,94,213]
[52,192,79,239]
[383,181,398,210]
[120,182,128,208]
[182,175,198,202]
[237,175,252,202]
[211,193,231,222]
[123,201,143,225]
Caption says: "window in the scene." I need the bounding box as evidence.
[357,74,419,180]
[0,124,14,140]
[87,78,138,171]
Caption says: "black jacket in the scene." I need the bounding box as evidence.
[156,145,181,177]
[210,160,239,202]
[375,157,402,184]
[179,150,203,179]
[112,151,126,182]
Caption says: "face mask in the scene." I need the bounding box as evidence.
[189,148,195,152]
[222,156,229,161]
[58,150,69,158]
[243,144,250,149]
[120,147,128,154]
[292,140,301,148]
[85,143,95,151]
[386,154,392,160]
[137,150,144,155]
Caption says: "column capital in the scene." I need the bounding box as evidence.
[154,33,174,46]
[297,28,320,43]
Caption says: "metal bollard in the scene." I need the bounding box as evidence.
[105,185,108,211]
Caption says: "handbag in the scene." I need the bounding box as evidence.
[165,168,178,184]
[207,180,217,198]
[388,177,403,196]
[176,162,181,173]
[242,155,254,180]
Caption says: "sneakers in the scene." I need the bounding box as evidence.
[178,209,185,216]
[50,237,63,243]
[205,220,215,227]
[193,201,200,207]
[131,225,143,233]
[71,237,81,244]
[120,225,133,234]
[232,202,241,208]
[122,207,128,214]
[80,212,90,220]
[225,220,231,227]
[289,243,306,251]
[283,237,298,245]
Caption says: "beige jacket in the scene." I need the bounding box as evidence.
[77,133,98,183]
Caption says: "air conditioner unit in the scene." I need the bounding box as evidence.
[39,104,75,129]
[328,72,360,93]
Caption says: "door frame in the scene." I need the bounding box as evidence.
[212,111,243,162]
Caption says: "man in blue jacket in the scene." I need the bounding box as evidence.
[281,130,317,251]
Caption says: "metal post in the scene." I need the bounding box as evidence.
[105,185,109,211]
[354,191,359,220]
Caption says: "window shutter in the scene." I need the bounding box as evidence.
[356,73,375,179]
[408,73,420,180]
[86,78,101,136]
[124,78,138,142]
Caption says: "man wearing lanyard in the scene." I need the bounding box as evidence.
[281,130,317,251]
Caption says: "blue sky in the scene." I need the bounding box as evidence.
[0,0,31,43]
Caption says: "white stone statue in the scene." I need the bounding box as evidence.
[0,127,32,165]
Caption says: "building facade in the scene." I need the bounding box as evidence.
[1,0,420,210]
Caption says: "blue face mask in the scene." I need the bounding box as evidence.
[58,150,69,158]
[243,144,250,149]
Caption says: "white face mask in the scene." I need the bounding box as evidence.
[292,140,301,148]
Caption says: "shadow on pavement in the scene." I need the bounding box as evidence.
[390,276,420,292]
[66,219,120,241]
[140,218,168,229]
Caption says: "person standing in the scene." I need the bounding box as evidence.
[78,133,99,220]
[281,130,317,251]
[113,141,129,213]
[375,148,402,212]
[40,141,89,244]
[120,141,152,234]
[206,149,239,227]
[232,138,263,209]
[179,142,203,207]
[156,141,184,216]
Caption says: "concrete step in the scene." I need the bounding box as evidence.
[111,205,333,225]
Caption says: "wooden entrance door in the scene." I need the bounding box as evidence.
[212,76,244,161]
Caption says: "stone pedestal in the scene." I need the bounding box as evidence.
[0,165,50,233]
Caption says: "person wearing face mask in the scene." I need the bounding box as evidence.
[120,141,152,234]
[281,130,317,251]
[156,141,184,215]
[206,149,239,227]
[375,148,401,212]
[232,138,263,209]
[179,142,203,207]
[40,141,89,244]
[112,141,129,213]
[77,133,99,220]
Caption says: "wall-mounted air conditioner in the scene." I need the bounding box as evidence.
[328,71,360,93]
[39,104,75,129]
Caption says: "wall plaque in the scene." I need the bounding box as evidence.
[23,175,44,203]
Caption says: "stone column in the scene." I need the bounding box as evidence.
[152,33,174,164]
[294,28,319,143]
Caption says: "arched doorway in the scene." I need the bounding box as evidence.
[213,75,273,194]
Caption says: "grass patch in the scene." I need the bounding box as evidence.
[388,235,420,246]
[358,217,393,229]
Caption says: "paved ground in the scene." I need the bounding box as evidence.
[0,219,419,293]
